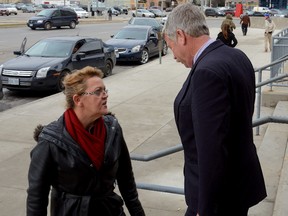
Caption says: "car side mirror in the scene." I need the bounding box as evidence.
[13,51,22,55]
[76,52,86,61]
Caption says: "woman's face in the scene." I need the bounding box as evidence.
[79,76,109,119]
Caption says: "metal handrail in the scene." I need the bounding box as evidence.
[132,116,288,195]
[254,54,288,135]
[131,51,288,195]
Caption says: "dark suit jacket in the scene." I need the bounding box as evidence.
[174,40,266,216]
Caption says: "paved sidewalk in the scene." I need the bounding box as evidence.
[0,27,278,216]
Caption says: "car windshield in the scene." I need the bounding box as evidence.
[114,28,148,40]
[37,9,54,16]
[131,19,160,28]
[25,40,74,57]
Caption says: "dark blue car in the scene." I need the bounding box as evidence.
[106,25,168,64]
[27,8,79,30]
[0,36,117,91]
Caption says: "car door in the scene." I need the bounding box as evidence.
[60,9,72,26]
[147,29,159,57]
[51,9,63,27]
[71,39,105,71]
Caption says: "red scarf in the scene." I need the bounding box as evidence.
[64,108,106,170]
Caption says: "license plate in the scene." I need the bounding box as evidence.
[29,24,33,27]
[8,78,19,85]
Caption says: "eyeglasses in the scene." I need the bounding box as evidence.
[81,89,108,97]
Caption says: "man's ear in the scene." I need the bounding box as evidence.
[176,29,187,45]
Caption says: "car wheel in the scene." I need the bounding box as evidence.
[140,49,149,64]
[30,27,36,30]
[162,41,168,56]
[56,70,69,92]
[142,14,145,17]
[104,60,113,77]
[69,21,76,29]
[44,22,51,30]
[57,26,61,29]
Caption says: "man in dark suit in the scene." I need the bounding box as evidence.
[163,3,266,216]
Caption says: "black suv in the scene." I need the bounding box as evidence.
[27,8,79,30]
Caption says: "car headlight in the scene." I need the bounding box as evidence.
[131,45,141,52]
[36,67,50,78]
[37,20,44,23]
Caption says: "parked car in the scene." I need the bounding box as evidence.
[161,16,167,25]
[204,8,225,17]
[0,36,117,92]
[27,8,79,30]
[128,17,163,32]
[132,9,155,18]
[22,5,36,13]
[0,5,9,16]
[4,4,18,15]
[251,11,265,16]
[106,25,168,64]
[148,9,166,17]
[269,9,287,17]
[15,2,25,10]
[108,7,120,16]
[73,7,89,18]
[243,9,254,16]
[220,8,235,16]
[113,6,128,15]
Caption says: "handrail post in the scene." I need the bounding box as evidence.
[256,69,262,135]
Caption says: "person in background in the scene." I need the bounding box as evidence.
[217,23,238,47]
[240,12,251,36]
[27,66,145,216]
[264,13,276,52]
[221,14,236,32]
[163,3,266,216]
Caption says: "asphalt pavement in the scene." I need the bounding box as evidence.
[0,17,287,216]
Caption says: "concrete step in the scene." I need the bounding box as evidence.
[250,101,288,216]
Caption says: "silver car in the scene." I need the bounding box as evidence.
[132,9,155,18]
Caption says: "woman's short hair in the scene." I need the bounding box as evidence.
[63,66,103,109]
[163,3,209,40]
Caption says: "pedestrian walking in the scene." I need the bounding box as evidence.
[163,3,266,216]
[264,13,276,52]
[217,23,238,47]
[27,66,145,216]
[221,14,236,32]
[240,12,251,36]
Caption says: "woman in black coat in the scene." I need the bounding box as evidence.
[27,66,145,216]
[217,23,238,47]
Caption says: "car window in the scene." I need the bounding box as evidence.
[52,10,60,16]
[114,28,148,40]
[131,19,159,28]
[37,9,54,16]
[25,40,74,57]
[62,9,75,16]
[78,40,103,54]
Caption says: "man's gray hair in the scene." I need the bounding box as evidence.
[163,3,209,40]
